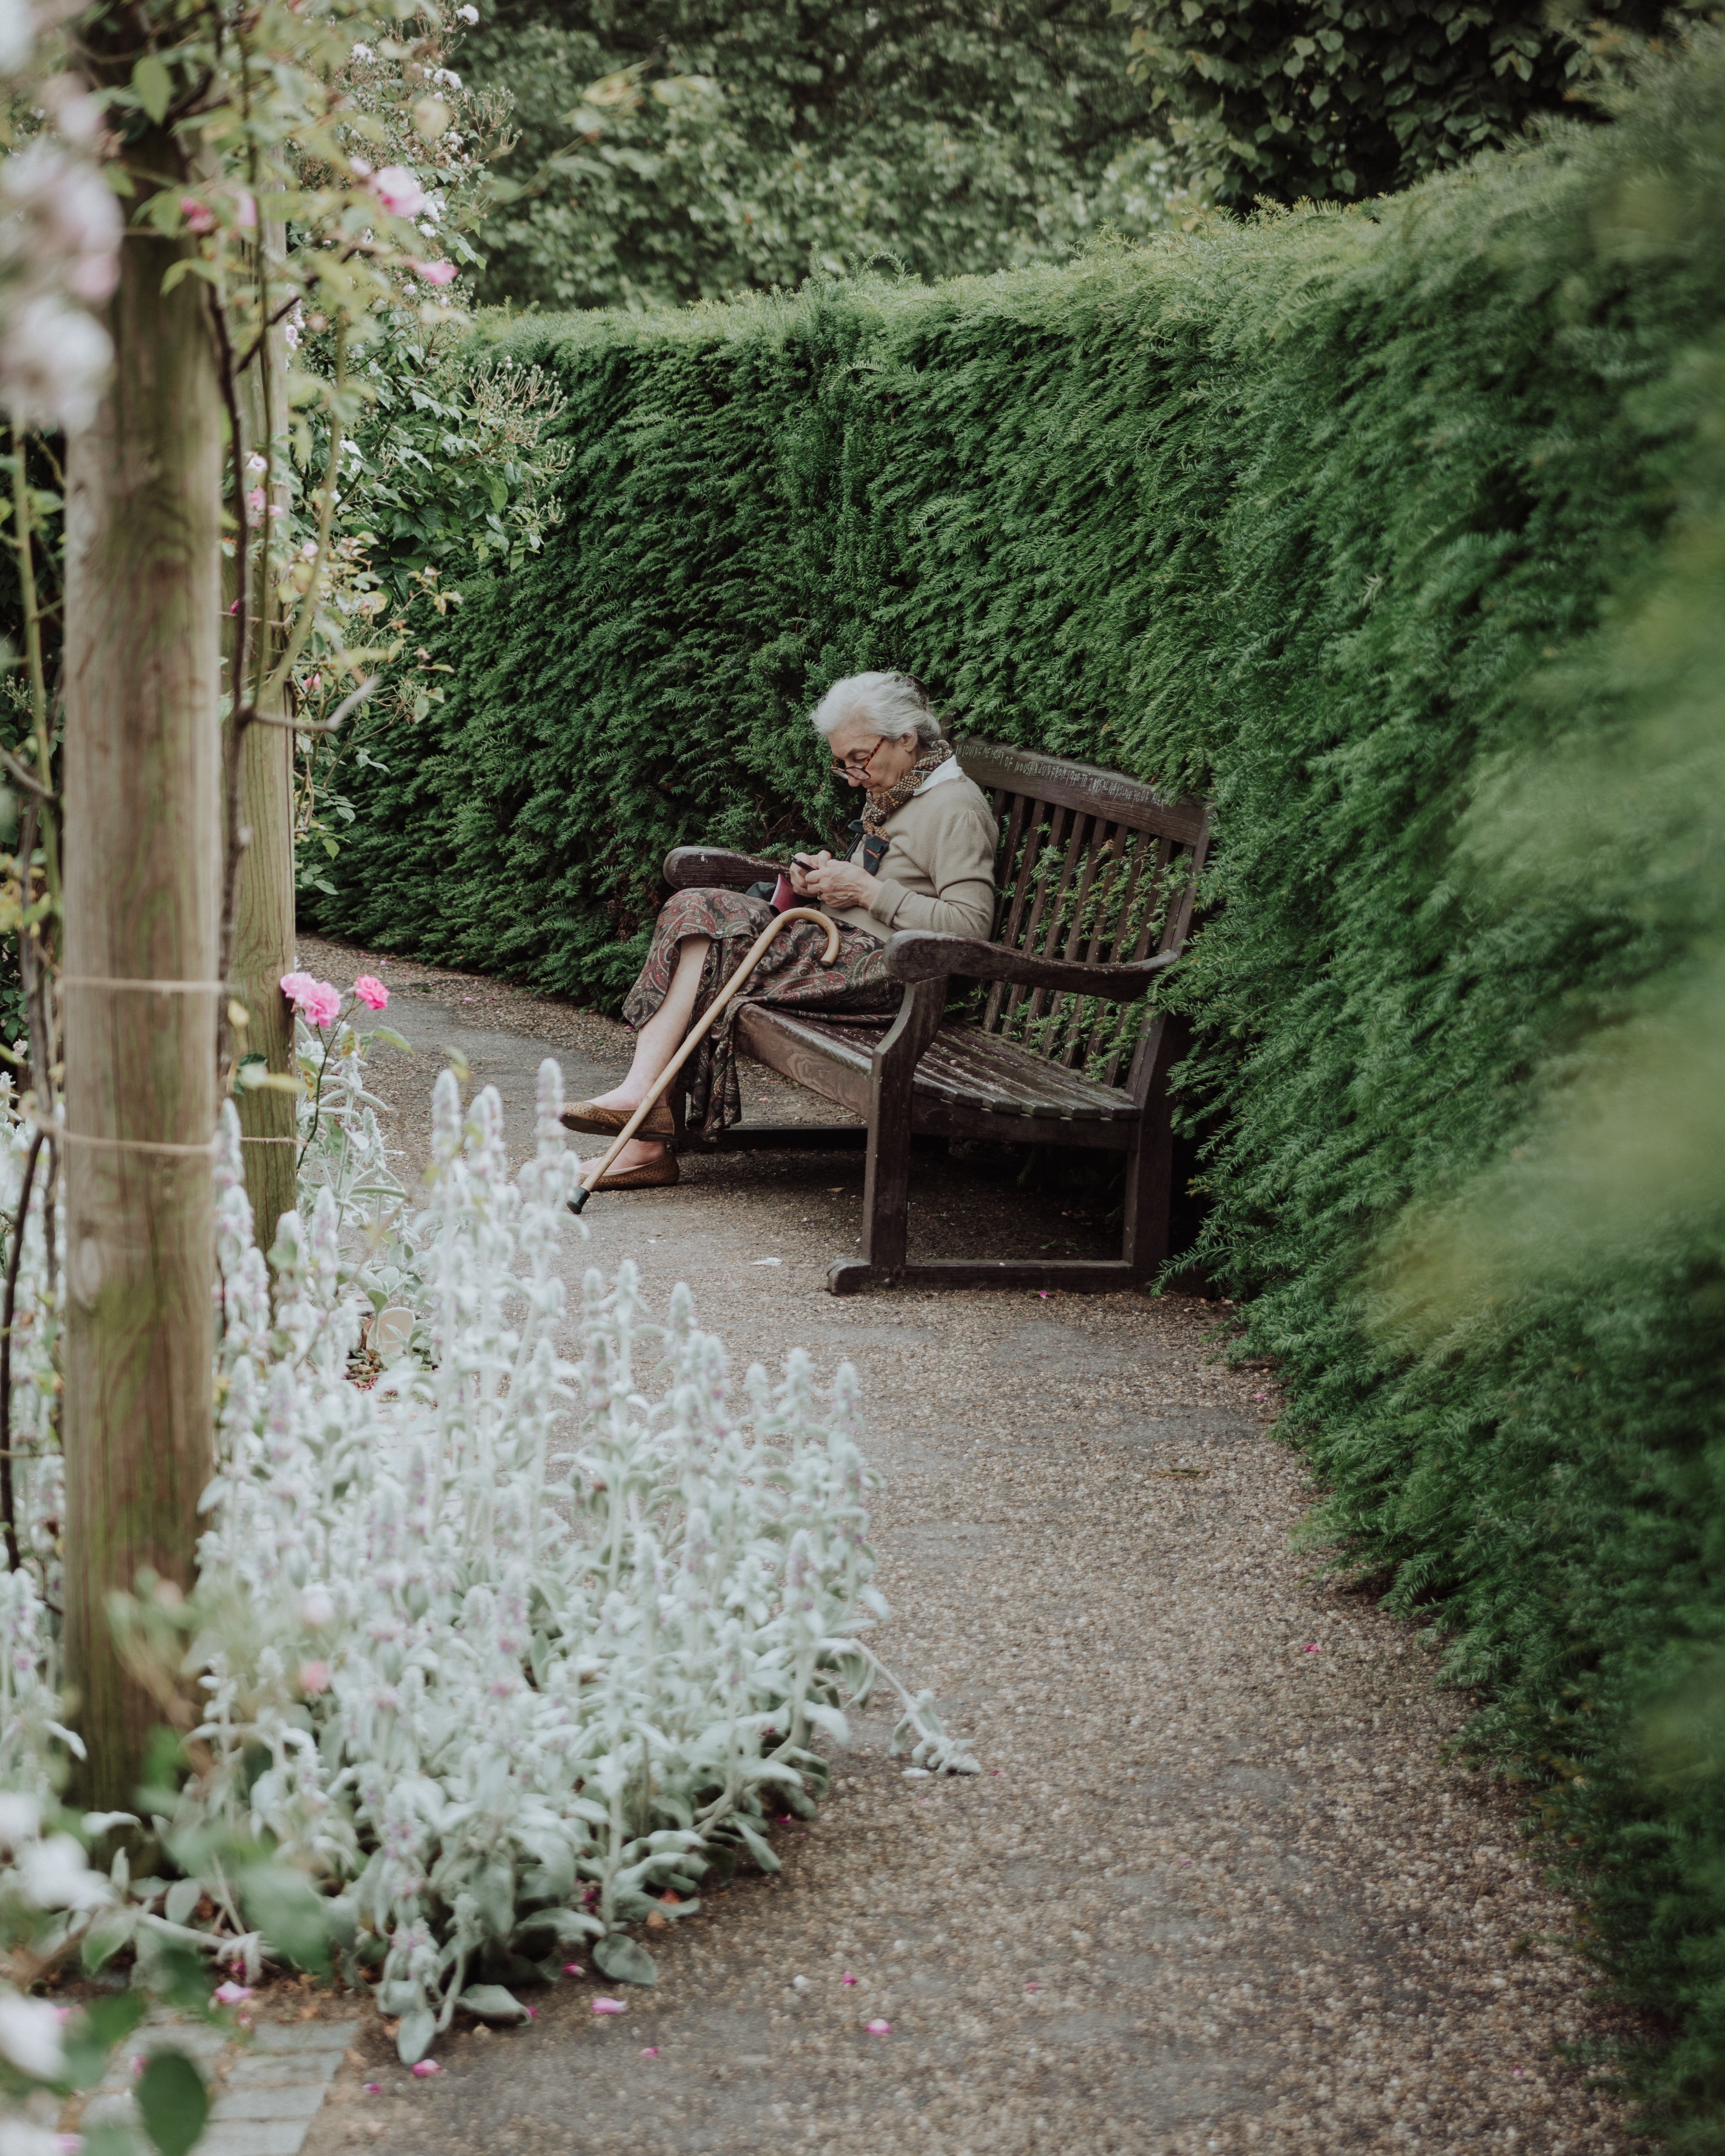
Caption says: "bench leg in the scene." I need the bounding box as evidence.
[826,980,943,1295]
[1121,1013,1187,1282]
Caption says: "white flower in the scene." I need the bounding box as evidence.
[0,0,33,74]
[18,1832,110,1912]
[299,1585,335,1627]
[0,2119,64,2156]
[39,76,102,146]
[0,297,113,435]
[0,1992,66,2080]
[350,41,373,59]
[1,142,122,260]
[430,67,461,88]
[457,5,478,21]
[0,1791,41,1847]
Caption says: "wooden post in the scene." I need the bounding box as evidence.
[229,277,297,1260]
[61,176,223,1808]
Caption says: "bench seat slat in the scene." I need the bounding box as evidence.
[734,1005,1136,1127]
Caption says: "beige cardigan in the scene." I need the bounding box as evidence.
[825,758,999,943]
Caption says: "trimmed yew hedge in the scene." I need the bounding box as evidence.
[311,38,1725,2138]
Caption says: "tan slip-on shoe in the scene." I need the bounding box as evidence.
[588,1150,680,1192]
[561,1096,675,1140]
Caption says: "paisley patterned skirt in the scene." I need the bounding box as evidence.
[622,887,900,1135]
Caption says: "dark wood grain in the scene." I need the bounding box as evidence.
[956,737,1207,846]
[859,977,947,1278]
[829,1256,1141,1296]
[884,929,1178,1002]
[663,845,784,890]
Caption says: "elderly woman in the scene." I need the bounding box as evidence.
[563,671,999,1188]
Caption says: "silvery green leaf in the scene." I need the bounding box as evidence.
[593,1934,657,1987]
[80,1903,134,1971]
[396,2008,437,2066]
[457,1984,530,2023]
[163,1878,201,1926]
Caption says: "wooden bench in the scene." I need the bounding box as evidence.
[662,737,1209,1295]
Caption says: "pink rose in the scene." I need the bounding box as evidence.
[408,258,457,287]
[181,197,215,235]
[372,165,426,218]
[245,488,266,517]
[280,971,343,1029]
[234,190,257,230]
[352,974,389,1011]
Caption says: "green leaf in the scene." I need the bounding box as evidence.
[137,2049,208,2156]
[80,1903,134,1972]
[62,1990,147,2090]
[396,2007,436,2065]
[241,1858,333,1973]
[163,1877,201,1926]
[592,1934,656,1987]
[457,1983,530,2022]
[132,52,172,124]
[160,258,220,295]
[364,1025,412,1054]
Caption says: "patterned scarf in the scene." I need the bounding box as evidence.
[862,736,954,836]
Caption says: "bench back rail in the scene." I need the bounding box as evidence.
[956,738,1208,1094]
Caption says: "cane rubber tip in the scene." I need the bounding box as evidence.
[568,1187,591,1215]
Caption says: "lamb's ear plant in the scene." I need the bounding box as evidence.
[0,1038,972,2071]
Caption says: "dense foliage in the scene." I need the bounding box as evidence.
[1109,0,1682,204]
[462,0,1184,310]
[309,34,1725,2134]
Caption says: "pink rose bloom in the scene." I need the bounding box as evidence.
[180,197,215,233]
[280,971,343,1029]
[372,165,427,219]
[352,974,389,1011]
[245,487,266,517]
[408,258,457,287]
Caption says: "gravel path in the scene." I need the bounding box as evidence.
[298,936,1645,2156]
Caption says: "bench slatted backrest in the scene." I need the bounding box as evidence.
[955,738,1210,1090]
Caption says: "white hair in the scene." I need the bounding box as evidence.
[809,670,942,747]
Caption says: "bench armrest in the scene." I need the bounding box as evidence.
[663,846,785,891]
[883,930,1179,1002]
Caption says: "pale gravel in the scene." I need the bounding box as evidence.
[297,935,1649,2156]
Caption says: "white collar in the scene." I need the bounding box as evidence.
[914,755,965,796]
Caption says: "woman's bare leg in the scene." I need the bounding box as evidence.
[588,935,710,1166]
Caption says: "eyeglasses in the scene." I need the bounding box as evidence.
[830,735,887,780]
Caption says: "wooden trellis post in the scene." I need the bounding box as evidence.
[61,168,223,1808]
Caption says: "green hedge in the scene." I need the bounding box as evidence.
[312,39,1725,2138]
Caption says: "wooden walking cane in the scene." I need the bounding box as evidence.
[567,905,841,1214]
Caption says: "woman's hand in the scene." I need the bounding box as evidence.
[786,850,831,897]
[803,857,878,911]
